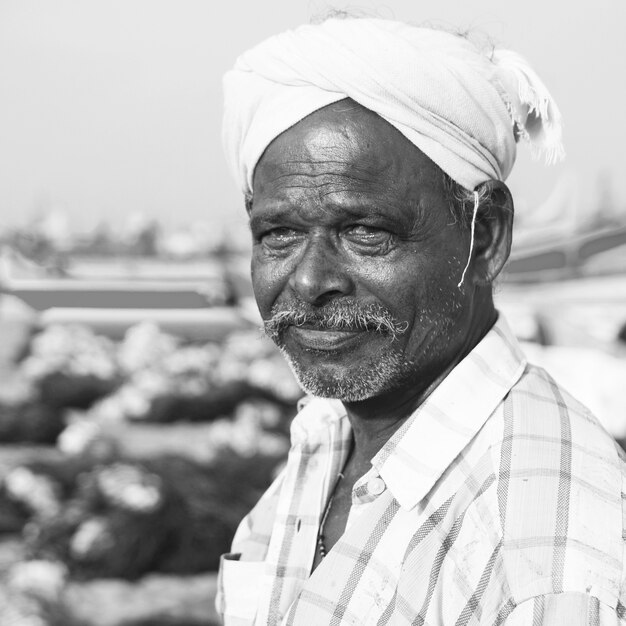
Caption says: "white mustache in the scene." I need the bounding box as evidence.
[263,301,408,342]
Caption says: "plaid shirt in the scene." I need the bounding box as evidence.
[217,316,626,625]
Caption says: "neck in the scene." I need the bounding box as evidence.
[342,296,497,462]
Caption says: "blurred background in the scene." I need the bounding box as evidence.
[0,1,625,624]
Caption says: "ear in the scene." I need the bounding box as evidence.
[470,180,514,286]
[244,193,253,214]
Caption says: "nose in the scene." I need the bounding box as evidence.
[289,236,354,304]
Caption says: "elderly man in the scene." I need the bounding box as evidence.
[218,16,626,626]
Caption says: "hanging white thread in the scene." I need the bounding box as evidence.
[457,191,480,288]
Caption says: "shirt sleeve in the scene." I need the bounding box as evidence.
[501,592,625,625]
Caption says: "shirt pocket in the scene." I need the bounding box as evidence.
[218,553,266,626]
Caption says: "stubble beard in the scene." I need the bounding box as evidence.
[263,296,464,403]
[276,341,417,402]
[262,298,418,402]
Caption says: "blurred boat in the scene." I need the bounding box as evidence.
[0,247,253,340]
[504,224,626,283]
[36,307,253,341]
[0,247,231,309]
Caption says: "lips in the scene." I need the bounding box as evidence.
[286,326,364,351]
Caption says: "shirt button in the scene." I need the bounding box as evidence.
[367,476,386,495]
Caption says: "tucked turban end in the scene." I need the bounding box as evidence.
[222,17,564,196]
[492,49,565,166]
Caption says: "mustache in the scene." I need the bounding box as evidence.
[263,299,408,341]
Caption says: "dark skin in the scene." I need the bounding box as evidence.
[248,101,513,573]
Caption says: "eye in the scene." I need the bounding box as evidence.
[259,227,302,250]
[344,225,392,247]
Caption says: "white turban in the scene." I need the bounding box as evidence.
[222,17,564,195]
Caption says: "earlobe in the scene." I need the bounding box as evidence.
[471,180,514,286]
[245,193,254,214]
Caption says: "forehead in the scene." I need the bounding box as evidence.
[251,101,447,209]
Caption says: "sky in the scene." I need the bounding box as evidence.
[0,0,624,235]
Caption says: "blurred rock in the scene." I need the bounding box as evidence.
[37,372,119,410]
[0,401,65,444]
[19,452,281,579]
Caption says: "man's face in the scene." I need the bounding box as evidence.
[249,102,475,402]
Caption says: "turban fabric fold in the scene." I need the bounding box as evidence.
[222,18,564,195]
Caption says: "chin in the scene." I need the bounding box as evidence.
[280,346,415,403]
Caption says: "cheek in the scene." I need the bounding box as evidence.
[368,255,466,326]
[251,252,289,317]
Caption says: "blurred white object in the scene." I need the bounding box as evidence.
[21,323,117,381]
[521,341,626,438]
[58,418,104,456]
[4,467,62,518]
[70,517,115,561]
[118,322,179,373]
[8,560,68,602]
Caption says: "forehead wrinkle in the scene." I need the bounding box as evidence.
[266,155,393,176]
[263,174,392,196]
[255,162,444,229]
[259,161,397,199]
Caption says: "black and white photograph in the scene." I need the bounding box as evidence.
[1,1,625,624]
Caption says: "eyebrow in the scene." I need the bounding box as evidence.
[248,202,406,233]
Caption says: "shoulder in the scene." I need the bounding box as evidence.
[487,363,626,610]
[230,396,343,559]
[497,591,626,625]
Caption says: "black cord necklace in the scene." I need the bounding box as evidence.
[317,472,344,559]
